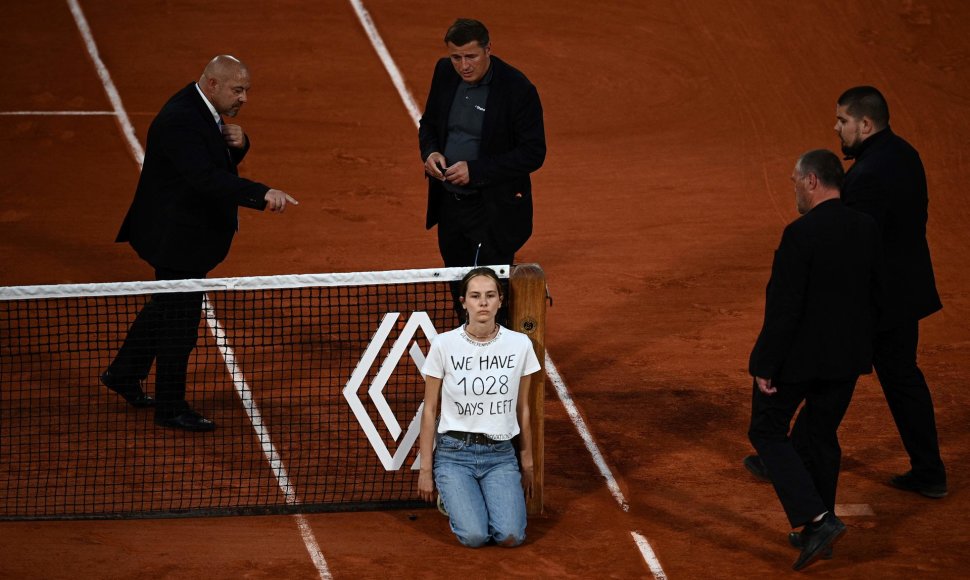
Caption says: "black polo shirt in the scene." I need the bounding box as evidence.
[442,64,493,194]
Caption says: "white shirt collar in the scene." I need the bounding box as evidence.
[194,82,221,124]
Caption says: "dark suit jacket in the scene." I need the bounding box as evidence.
[842,128,942,324]
[749,199,883,382]
[418,56,546,256]
[117,82,269,273]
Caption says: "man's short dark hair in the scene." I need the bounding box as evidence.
[798,149,845,190]
[837,86,890,130]
[445,18,489,47]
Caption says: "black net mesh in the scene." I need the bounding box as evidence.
[0,267,508,520]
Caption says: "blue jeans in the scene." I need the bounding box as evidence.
[434,433,527,547]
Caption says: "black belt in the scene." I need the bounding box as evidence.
[445,189,481,201]
[445,430,499,446]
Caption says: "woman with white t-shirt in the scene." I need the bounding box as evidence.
[418,267,541,547]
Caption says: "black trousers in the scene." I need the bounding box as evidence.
[748,377,857,528]
[436,192,514,325]
[873,319,946,483]
[436,192,514,268]
[107,267,205,418]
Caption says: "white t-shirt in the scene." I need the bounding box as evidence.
[422,326,541,440]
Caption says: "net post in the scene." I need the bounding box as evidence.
[509,263,546,515]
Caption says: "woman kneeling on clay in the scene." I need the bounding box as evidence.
[418,266,540,547]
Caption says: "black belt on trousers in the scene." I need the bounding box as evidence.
[445,430,499,445]
[444,188,481,201]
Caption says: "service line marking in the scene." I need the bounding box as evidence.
[66,0,143,165]
[835,503,876,517]
[347,0,422,125]
[67,1,330,578]
[632,531,668,580]
[203,298,333,580]
[202,297,298,505]
[544,353,629,511]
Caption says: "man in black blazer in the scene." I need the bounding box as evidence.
[100,55,297,432]
[748,150,882,571]
[418,18,545,268]
[834,86,946,497]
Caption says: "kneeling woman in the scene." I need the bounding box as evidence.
[418,267,541,547]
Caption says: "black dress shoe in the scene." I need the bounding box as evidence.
[788,531,833,559]
[101,371,155,408]
[155,410,216,432]
[743,455,770,482]
[793,513,845,571]
[889,471,948,498]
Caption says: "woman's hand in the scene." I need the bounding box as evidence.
[418,469,436,502]
[520,464,535,499]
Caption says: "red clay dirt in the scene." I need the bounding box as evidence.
[1,1,969,578]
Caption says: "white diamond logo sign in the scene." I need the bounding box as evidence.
[343,311,438,471]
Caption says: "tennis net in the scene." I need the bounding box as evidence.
[0,265,542,520]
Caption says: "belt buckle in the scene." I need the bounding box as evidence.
[447,430,493,445]
[450,189,479,201]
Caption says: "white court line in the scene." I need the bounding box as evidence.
[203,298,332,580]
[66,1,330,577]
[0,110,117,115]
[348,2,656,574]
[202,297,299,505]
[66,0,144,165]
[545,353,630,511]
[836,503,875,517]
[632,531,668,580]
[347,0,422,125]
[295,513,332,578]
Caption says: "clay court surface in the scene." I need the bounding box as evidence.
[2,0,969,577]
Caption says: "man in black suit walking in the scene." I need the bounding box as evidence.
[418,18,545,268]
[748,150,882,571]
[745,87,946,499]
[834,86,946,498]
[100,55,297,432]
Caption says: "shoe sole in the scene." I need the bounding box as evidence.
[788,532,833,559]
[889,479,948,499]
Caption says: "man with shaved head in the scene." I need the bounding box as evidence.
[101,55,297,432]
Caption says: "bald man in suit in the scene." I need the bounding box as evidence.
[101,55,297,432]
